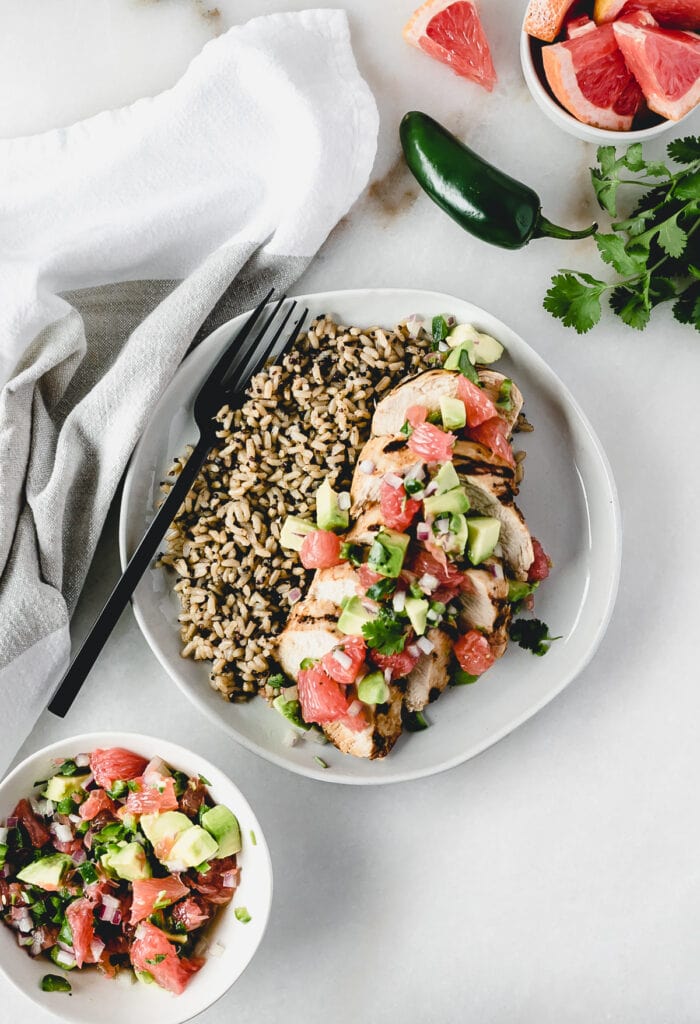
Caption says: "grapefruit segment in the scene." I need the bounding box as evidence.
[403,0,497,91]
[542,21,645,128]
[129,876,189,925]
[594,0,700,29]
[525,0,579,41]
[612,16,700,118]
[130,921,204,994]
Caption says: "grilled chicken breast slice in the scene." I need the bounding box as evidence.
[371,369,523,438]
[404,628,453,712]
[276,599,345,679]
[351,435,422,509]
[323,686,404,759]
[458,568,511,659]
[307,563,360,606]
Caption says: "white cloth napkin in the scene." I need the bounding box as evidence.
[0,8,378,775]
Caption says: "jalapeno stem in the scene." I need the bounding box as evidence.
[533,216,598,241]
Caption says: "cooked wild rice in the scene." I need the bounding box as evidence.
[159,316,439,702]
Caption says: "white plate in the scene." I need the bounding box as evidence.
[0,732,272,1024]
[119,288,620,785]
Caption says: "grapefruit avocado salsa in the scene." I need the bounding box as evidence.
[0,747,246,996]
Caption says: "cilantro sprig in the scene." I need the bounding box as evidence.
[545,138,700,334]
[362,607,407,655]
[509,618,560,657]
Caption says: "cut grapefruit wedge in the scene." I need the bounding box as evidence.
[542,21,645,128]
[594,0,700,30]
[525,0,578,41]
[613,15,700,118]
[403,0,497,91]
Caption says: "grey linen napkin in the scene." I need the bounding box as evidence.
[0,10,378,773]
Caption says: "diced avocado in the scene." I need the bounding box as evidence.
[424,488,470,518]
[467,516,502,565]
[167,825,219,868]
[279,515,316,552]
[272,694,310,730]
[439,396,466,431]
[471,332,504,364]
[446,323,479,350]
[17,854,73,890]
[338,595,374,636]
[140,811,193,848]
[435,462,461,494]
[103,842,152,882]
[444,342,474,372]
[446,513,469,556]
[507,580,539,603]
[201,805,242,858]
[405,597,429,636]
[367,529,410,579]
[44,775,90,802]
[315,479,349,532]
[357,671,390,705]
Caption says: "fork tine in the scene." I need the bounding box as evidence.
[197,286,274,403]
[218,292,287,389]
[267,307,308,368]
[227,300,297,394]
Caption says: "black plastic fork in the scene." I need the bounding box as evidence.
[48,290,308,717]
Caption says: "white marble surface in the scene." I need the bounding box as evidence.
[3,2,700,1022]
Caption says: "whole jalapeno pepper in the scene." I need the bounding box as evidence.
[400,111,597,250]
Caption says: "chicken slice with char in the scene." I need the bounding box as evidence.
[404,628,452,712]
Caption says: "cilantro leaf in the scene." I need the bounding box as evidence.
[648,275,677,307]
[623,142,646,173]
[509,618,560,656]
[673,171,700,201]
[609,285,650,331]
[657,214,687,258]
[543,273,605,333]
[667,136,700,165]
[591,167,620,217]
[672,282,700,331]
[362,608,407,655]
[432,315,449,343]
[456,346,479,384]
[596,233,646,276]
[596,145,619,176]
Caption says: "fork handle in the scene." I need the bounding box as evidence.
[48,429,215,717]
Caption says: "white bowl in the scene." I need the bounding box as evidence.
[520,21,690,144]
[119,288,621,785]
[0,732,272,1024]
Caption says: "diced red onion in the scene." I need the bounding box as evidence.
[75,753,91,768]
[6,817,18,829]
[410,489,425,502]
[16,912,33,933]
[72,847,87,865]
[0,864,10,879]
[167,860,188,874]
[338,492,351,511]
[283,685,298,701]
[404,462,425,482]
[51,822,73,844]
[383,472,403,490]
[30,932,46,958]
[416,523,430,542]
[417,636,435,655]
[383,668,393,684]
[404,314,424,339]
[84,830,94,851]
[222,871,239,889]
[447,604,457,615]
[418,573,439,593]
[491,562,504,579]
[359,460,375,475]
[407,644,421,659]
[288,588,302,605]
[68,813,82,825]
[90,937,106,962]
[361,598,379,613]
[100,893,121,912]
[438,341,449,352]
[0,827,8,844]
[57,941,75,955]
[347,700,363,717]
[392,591,406,613]
[436,518,450,534]
[97,903,121,925]
[425,481,438,496]
[427,609,440,623]
[80,772,94,789]
[332,649,352,671]
[55,948,77,968]
[447,315,456,327]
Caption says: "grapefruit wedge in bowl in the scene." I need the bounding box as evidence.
[521,0,700,140]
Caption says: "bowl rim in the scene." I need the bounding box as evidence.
[0,731,273,1024]
[519,20,681,143]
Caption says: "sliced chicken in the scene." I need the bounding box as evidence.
[404,628,452,712]
[323,685,404,759]
[452,440,517,501]
[371,369,523,438]
[276,600,344,678]
[351,435,422,509]
[459,481,533,580]
[458,568,511,659]
[307,563,359,606]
